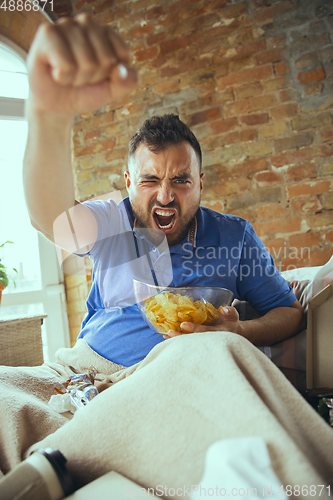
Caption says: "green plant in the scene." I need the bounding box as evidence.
[0,240,18,288]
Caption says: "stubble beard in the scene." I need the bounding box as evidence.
[130,195,201,247]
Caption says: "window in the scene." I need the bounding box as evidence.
[0,38,71,362]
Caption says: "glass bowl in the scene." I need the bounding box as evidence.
[133,279,233,335]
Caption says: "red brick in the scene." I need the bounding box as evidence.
[264,76,288,92]
[192,21,241,45]
[254,171,283,186]
[170,12,219,37]
[215,89,235,104]
[94,0,114,14]
[147,32,168,46]
[293,34,331,54]
[158,13,180,27]
[290,197,322,214]
[321,47,333,64]
[294,52,319,69]
[213,177,251,196]
[253,218,302,238]
[104,147,128,163]
[286,163,317,182]
[151,55,169,69]
[169,0,197,13]
[130,24,154,38]
[75,138,116,158]
[325,231,333,243]
[235,82,264,100]
[213,40,266,65]
[267,36,286,49]
[274,133,313,153]
[240,113,270,126]
[130,0,157,12]
[135,46,159,62]
[209,117,238,135]
[255,49,284,66]
[147,5,165,19]
[201,200,224,213]
[225,95,277,117]
[298,66,325,85]
[229,56,254,74]
[231,158,268,177]
[270,148,314,168]
[306,212,333,229]
[280,89,297,102]
[308,249,333,267]
[264,238,287,258]
[216,65,272,89]
[321,126,333,143]
[160,57,210,78]
[153,80,179,93]
[254,1,293,23]
[317,144,333,157]
[287,180,331,198]
[132,43,145,53]
[83,129,101,142]
[210,131,239,147]
[289,232,321,248]
[270,104,298,120]
[186,108,221,127]
[219,1,248,19]
[241,129,258,142]
[228,208,257,223]
[257,203,287,221]
[292,112,332,132]
[160,35,191,55]
[10,11,25,44]
[281,248,332,270]
[274,61,290,76]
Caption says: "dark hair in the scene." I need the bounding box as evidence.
[128,114,202,171]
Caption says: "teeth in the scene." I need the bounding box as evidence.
[156,220,174,229]
[155,210,175,217]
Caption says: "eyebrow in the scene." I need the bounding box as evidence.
[140,173,193,180]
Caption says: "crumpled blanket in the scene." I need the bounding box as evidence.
[1,333,332,499]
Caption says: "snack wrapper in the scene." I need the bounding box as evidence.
[49,369,99,415]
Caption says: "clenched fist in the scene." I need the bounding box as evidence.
[26,13,138,115]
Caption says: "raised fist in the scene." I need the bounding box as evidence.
[26,14,138,115]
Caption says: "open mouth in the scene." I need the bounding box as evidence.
[153,209,177,231]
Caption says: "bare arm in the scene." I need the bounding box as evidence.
[165,300,304,346]
[23,14,138,250]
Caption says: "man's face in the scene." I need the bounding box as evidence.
[124,141,204,246]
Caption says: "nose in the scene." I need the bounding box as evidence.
[156,181,174,206]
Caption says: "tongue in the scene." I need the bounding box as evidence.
[155,214,174,227]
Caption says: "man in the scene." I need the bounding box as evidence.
[2,14,331,499]
[24,15,303,369]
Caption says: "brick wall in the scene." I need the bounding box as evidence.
[1,0,333,344]
[71,0,333,275]
[0,6,45,51]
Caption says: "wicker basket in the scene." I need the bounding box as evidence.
[0,316,45,367]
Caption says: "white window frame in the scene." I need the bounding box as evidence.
[0,36,71,361]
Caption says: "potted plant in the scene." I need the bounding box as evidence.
[0,240,18,305]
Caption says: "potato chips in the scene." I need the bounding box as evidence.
[143,292,220,333]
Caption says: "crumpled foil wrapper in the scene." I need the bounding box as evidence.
[49,369,99,414]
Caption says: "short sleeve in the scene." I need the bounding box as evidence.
[74,199,123,258]
[236,222,297,315]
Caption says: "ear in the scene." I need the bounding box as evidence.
[200,172,205,192]
[124,170,131,191]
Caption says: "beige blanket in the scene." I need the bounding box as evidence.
[1,333,333,499]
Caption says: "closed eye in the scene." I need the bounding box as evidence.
[174,179,190,184]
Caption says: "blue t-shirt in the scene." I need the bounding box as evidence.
[76,197,296,367]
